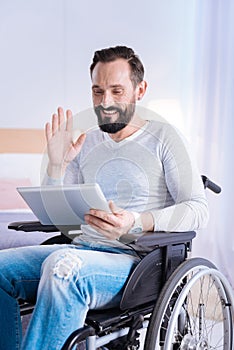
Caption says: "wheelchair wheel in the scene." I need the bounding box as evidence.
[144,257,234,350]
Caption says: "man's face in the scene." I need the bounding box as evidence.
[91,59,138,133]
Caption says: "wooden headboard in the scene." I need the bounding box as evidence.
[0,129,46,153]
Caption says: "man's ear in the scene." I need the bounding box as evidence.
[136,80,147,101]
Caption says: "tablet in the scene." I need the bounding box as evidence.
[17,183,110,226]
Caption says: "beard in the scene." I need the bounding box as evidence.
[94,102,136,134]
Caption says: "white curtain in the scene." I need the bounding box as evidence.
[184,0,234,288]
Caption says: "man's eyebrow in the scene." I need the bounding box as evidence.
[111,85,124,89]
[92,85,101,89]
[92,84,124,89]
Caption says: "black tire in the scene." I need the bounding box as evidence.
[144,257,234,349]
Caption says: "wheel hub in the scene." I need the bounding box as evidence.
[180,334,196,350]
[180,334,209,350]
[196,340,209,350]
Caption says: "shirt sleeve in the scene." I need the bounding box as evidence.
[150,125,209,232]
[42,158,82,186]
[42,173,64,186]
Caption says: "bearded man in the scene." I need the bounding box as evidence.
[0,46,208,350]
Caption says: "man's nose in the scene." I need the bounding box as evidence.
[101,91,114,108]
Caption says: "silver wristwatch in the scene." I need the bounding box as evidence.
[129,212,143,234]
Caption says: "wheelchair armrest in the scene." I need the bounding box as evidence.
[8,221,60,233]
[8,221,196,250]
[8,221,82,236]
[135,231,196,248]
[120,231,196,250]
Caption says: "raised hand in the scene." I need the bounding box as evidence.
[45,107,86,178]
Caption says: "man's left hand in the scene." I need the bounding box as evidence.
[84,201,135,240]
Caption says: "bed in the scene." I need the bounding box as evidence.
[0,128,58,249]
[0,210,58,249]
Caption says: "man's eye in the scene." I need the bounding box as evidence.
[113,89,123,95]
[93,89,103,95]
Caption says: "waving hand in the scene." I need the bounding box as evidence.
[45,107,86,178]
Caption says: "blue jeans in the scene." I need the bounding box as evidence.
[0,243,139,350]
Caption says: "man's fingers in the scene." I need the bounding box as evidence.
[66,110,73,132]
[45,122,52,142]
[51,108,71,136]
[85,214,117,240]
[58,107,65,130]
[88,209,119,226]
[73,133,86,152]
[52,113,59,135]
[85,214,114,229]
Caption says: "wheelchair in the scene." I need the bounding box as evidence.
[9,176,234,349]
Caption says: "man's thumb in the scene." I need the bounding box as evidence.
[109,200,122,215]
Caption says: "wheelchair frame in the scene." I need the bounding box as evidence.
[9,176,234,349]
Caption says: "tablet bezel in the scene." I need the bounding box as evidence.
[17,183,110,226]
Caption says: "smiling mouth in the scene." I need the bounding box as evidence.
[101,109,118,117]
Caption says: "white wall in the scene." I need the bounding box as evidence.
[0,0,196,130]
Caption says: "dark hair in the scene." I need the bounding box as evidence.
[90,46,144,87]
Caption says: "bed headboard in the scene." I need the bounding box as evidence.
[0,128,45,153]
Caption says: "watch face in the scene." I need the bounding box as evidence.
[129,212,143,234]
[131,226,143,234]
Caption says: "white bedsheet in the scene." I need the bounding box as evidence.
[0,209,58,249]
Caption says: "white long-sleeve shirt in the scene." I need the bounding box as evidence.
[45,115,209,249]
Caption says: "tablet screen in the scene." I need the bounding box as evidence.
[17,183,110,225]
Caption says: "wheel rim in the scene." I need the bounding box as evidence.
[164,267,233,349]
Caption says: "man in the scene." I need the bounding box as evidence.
[0,46,208,350]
